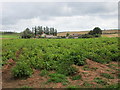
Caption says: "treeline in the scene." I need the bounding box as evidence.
[32,26,57,36]
[0,31,18,35]
[21,26,57,38]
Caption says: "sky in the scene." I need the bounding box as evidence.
[0,0,119,32]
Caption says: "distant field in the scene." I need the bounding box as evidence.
[57,30,119,37]
[102,34,119,37]
[0,30,119,39]
[57,31,89,36]
[0,34,20,39]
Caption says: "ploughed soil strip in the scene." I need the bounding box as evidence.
[2,59,119,88]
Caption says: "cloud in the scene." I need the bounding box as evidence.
[1,15,117,32]
[1,2,118,32]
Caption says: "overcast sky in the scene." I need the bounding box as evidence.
[0,1,118,32]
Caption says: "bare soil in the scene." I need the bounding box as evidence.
[2,59,119,88]
[102,34,119,37]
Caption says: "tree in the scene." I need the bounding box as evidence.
[92,27,102,34]
[88,30,94,35]
[50,28,54,35]
[66,33,70,37]
[38,26,43,35]
[54,29,57,36]
[88,27,102,35]
[31,26,58,37]
[21,28,33,38]
[34,26,37,36]
[45,26,49,35]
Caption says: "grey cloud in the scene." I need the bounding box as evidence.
[2,2,117,25]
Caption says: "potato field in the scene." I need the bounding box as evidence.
[2,37,120,88]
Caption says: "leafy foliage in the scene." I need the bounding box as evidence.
[89,27,102,35]
[21,28,34,38]
[39,69,49,76]
[2,37,119,78]
[12,62,33,78]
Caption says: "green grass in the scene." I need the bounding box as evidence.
[0,34,20,38]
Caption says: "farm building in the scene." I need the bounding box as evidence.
[46,35,57,38]
[41,33,46,38]
[69,34,81,38]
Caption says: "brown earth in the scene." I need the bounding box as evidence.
[57,31,89,36]
[102,34,119,37]
[2,59,119,88]
[57,30,118,36]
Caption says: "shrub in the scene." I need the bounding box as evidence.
[72,55,86,66]
[70,52,86,66]
[61,36,66,38]
[39,69,49,76]
[78,34,94,38]
[57,65,78,76]
[56,58,78,76]
[21,28,34,38]
[93,34,101,37]
[12,62,33,78]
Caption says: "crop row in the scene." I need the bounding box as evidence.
[2,37,119,78]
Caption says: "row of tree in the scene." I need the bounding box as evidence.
[32,26,57,36]
[21,26,57,38]
[21,27,102,39]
